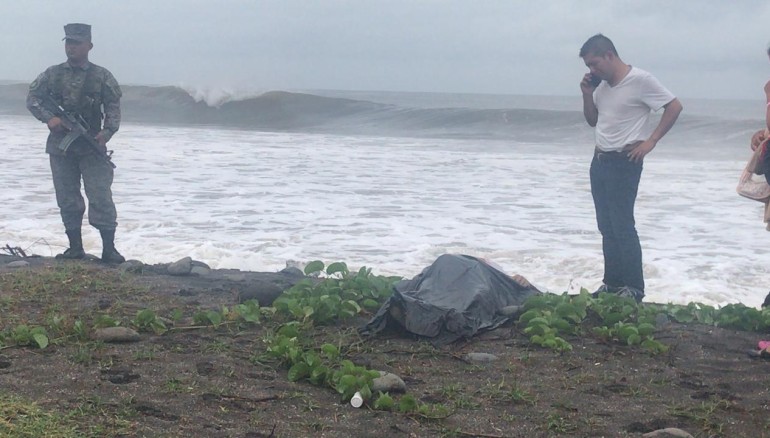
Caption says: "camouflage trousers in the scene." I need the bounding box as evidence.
[49,150,117,232]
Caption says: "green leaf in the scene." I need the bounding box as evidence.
[288,363,311,382]
[203,310,221,326]
[32,333,49,349]
[362,299,381,311]
[326,262,349,276]
[398,395,418,413]
[517,309,542,325]
[373,392,394,410]
[304,260,325,275]
[637,323,655,337]
[617,325,639,341]
[336,374,358,395]
[310,365,329,384]
[359,384,372,401]
[342,300,362,314]
[321,343,339,359]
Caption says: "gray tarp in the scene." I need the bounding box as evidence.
[361,254,540,345]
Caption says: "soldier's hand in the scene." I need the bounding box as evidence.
[94,132,108,148]
[47,116,65,133]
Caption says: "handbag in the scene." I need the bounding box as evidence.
[737,141,770,202]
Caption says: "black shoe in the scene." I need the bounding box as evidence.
[101,248,126,264]
[590,284,620,298]
[615,286,645,303]
[55,247,86,260]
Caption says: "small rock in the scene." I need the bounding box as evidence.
[191,260,211,269]
[285,259,304,270]
[371,371,406,393]
[93,327,141,343]
[119,259,144,273]
[465,352,499,363]
[167,257,192,276]
[280,266,304,277]
[101,367,140,384]
[190,265,211,276]
[237,281,285,306]
[498,305,521,317]
[643,428,694,438]
[6,261,30,268]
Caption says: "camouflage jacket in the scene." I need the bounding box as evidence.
[26,61,121,155]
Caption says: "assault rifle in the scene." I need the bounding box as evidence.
[39,94,116,168]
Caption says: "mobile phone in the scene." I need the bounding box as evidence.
[588,74,602,87]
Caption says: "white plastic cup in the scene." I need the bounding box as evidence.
[350,391,363,408]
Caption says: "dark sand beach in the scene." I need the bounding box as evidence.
[1,253,769,437]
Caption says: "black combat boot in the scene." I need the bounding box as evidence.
[56,229,86,259]
[100,229,125,264]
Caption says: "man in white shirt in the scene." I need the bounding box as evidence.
[579,34,683,302]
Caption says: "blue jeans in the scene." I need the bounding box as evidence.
[589,150,644,292]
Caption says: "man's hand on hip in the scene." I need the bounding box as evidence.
[627,140,656,163]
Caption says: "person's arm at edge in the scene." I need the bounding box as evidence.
[581,74,598,126]
[764,80,770,131]
[627,98,683,162]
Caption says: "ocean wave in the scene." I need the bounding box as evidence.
[0,84,762,143]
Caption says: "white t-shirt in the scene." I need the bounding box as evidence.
[593,67,676,152]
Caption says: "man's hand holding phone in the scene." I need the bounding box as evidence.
[581,73,601,94]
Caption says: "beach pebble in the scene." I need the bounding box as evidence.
[167,257,192,276]
[237,280,285,306]
[372,371,406,393]
[280,266,304,277]
[191,260,211,269]
[465,352,499,363]
[643,428,694,438]
[94,327,141,343]
[190,265,211,276]
[5,261,29,268]
[119,260,144,273]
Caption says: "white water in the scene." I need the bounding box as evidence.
[2,114,768,307]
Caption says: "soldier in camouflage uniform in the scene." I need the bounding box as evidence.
[26,23,125,264]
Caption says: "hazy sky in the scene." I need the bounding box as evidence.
[3,1,769,99]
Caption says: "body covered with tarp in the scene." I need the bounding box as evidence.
[361,254,540,345]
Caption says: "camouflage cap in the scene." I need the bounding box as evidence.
[62,23,91,42]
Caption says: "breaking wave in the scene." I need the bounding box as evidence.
[0,84,762,144]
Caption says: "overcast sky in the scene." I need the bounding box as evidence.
[2,1,769,100]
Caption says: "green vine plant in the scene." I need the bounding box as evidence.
[517,290,667,354]
[260,322,379,402]
[132,309,168,335]
[0,324,49,349]
[518,289,770,355]
[189,300,267,330]
[256,262,451,414]
[272,261,397,325]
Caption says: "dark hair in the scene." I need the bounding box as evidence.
[580,34,619,58]
[767,45,770,56]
